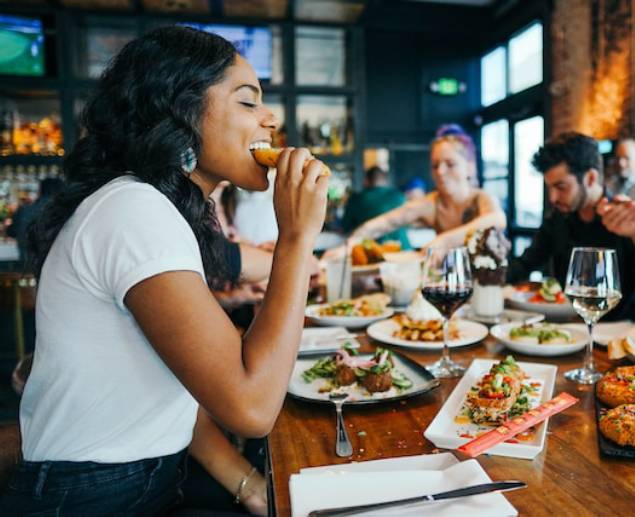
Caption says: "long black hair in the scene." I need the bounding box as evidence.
[27,26,237,288]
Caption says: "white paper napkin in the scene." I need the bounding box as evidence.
[299,327,360,355]
[562,321,635,346]
[289,453,517,517]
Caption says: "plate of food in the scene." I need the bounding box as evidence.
[595,366,635,458]
[608,335,635,363]
[288,345,440,404]
[424,356,557,459]
[505,278,577,321]
[366,314,489,350]
[351,239,403,272]
[490,322,587,357]
[306,294,394,329]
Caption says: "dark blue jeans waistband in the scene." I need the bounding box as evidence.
[9,449,188,493]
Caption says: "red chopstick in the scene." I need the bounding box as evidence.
[457,392,579,457]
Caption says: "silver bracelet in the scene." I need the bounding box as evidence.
[234,466,257,504]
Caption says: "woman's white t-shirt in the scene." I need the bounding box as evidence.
[20,176,204,463]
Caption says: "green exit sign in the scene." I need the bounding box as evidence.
[429,78,466,96]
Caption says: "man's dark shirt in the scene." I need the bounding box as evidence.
[507,209,635,320]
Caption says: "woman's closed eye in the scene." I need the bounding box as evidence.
[239,101,259,110]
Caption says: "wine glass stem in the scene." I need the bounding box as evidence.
[442,318,451,364]
[585,322,595,373]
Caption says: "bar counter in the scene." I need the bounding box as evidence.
[267,332,635,516]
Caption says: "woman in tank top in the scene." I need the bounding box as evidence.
[347,125,506,250]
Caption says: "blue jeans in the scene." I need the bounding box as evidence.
[0,449,188,516]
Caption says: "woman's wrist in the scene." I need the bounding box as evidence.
[234,466,257,504]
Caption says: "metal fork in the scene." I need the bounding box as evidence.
[329,393,353,457]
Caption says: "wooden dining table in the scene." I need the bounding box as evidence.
[266,330,635,516]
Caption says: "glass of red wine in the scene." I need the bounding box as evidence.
[421,246,473,378]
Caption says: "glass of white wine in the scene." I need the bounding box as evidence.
[564,247,622,384]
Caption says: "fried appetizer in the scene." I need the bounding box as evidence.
[250,143,331,176]
[466,356,526,425]
[391,313,459,342]
[596,366,635,408]
[599,404,635,447]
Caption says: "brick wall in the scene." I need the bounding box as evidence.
[550,0,633,139]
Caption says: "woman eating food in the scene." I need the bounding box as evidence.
[1,26,328,514]
[339,125,506,251]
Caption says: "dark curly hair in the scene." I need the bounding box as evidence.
[27,26,237,288]
[531,132,603,182]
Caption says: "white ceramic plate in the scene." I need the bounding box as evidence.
[288,352,439,404]
[459,304,545,326]
[305,304,394,329]
[504,286,577,321]
[424,358,557,459]
[290,453,518,517]
[489,322,587,357]
[298,327,361,357]
[366,318,489,350]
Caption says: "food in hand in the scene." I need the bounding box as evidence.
[317,293,390,317]
[391,313,459,342]
[249,143,331,176]
[301,346,412,394]
[599,404,635,447]
[526,278,566,304]
[464,356,535,425]
[509,323,573,345]
[596,366,635,408]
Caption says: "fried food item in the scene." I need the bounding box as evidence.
[596,366,635,408]
[335,365,357,386]
[351,239,384,266]
[251,147,331,176]
[599,404,635,447]
[466,356,526,425]
[362,371,393,393]
[391,313,459,342]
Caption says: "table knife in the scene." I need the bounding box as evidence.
[307,480,526,516]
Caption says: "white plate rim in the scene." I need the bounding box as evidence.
[489,322,588,357]
[423,358,557,459]
[504,287,577,319]
[305,304,394,328]
[366,318,489,350]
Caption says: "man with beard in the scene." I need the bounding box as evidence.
[508,132,635,320]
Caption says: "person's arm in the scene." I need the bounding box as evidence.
[349,195,435,242]
[189,407,267,516]
[125,149,328,438]
[424,190,506,250]
[597,196,635,244]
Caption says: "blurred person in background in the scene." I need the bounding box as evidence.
[605,137,635,199]
[341,166,410,249]
[7,177,64,262]
[333,124,505,253]
[508,132,635,320]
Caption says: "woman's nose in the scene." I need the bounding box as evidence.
[262,107,279,132]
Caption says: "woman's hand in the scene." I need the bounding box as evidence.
[241,471,268,516]
[273,148,328,245]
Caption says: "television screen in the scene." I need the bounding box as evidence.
[0,15,45,77]
[182,23,272,80]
